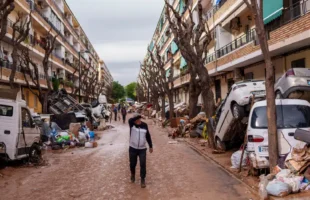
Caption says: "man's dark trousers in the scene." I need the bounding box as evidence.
[129,147,146,179]
[114,111,117,121]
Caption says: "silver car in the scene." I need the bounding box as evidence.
[275,68,310,99]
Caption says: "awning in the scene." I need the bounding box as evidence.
[214,0,221,6]
[180,57,187,69]
[171,41,179,54]
[263,0,283,24]
[166,69,171,78]
[179,0,185,14]
[149,41,154,51]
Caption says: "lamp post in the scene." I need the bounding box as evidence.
[78,50,90,103]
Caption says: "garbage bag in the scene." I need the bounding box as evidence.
[231,150,248,169]
[266,181,292,197]
[258,175,269,200]
[276,169,292,181]
[282,176,303,193]
[78,132,87,142]
[89,131,95,139]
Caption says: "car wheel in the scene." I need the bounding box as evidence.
[275,91,283,99]
[29,144,41,164]
[232,103,245,120]
[216,138,226,151]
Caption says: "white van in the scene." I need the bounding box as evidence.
[247,99,310,169]
[0,89,41,163]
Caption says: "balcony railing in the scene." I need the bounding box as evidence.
[265,0,310,33]
[27,2,89,65]
[204,0,228,21]
[217,28,256,58]
[205,28,256,64]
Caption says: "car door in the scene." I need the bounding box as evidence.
[17,107,40,156]
[0,103,18,160]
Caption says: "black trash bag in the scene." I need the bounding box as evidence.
[91,100,99,108]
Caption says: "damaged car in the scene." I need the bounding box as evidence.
[275,68,310,100]
[214,80,266,150]
[247,99,310,170]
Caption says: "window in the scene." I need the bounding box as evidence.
[291,58,305,68]
[244,72,253,80]
[251,105,310,129]
[282,105,310,128]
[0,105,13,117]
[227,79,235,91]
[251,106,283,129]
[22,108,32,128]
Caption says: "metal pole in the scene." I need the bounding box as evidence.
[78,52,81,103]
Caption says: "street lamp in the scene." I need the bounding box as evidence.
[78,50,90,103]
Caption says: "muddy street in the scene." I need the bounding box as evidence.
[0,119,256,200]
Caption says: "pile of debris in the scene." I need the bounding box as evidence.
[241,144,310,199]
[42,120,98,150]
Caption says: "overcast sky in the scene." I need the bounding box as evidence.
[66,0,164,86]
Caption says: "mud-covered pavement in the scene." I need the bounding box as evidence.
[0,118,257,200]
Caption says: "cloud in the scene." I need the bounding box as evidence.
[66,0,164,85]
[95,40,149,63]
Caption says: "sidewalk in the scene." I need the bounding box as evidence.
[183,137,310,200]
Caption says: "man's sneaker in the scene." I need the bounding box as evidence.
[141,179,146,188]
[131,174,135,183]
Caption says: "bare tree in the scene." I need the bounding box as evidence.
[20,31,58,113]
[73,64,91,97]
[149,46,175,120]
[136,83,147,102]
[165,0,216,148]
[165,0,215,120]
[9,12,31,88]
[243,0,278,171]
[0,0,15,40]
[139,60,164,113]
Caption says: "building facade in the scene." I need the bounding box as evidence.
[0,0,111,113]
[142,0,310,105]
[99,60,113,94]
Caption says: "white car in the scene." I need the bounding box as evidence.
[275,68,310,99]
[247,99,310,170]
[215,80,266,150]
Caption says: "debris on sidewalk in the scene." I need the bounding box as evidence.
[168,141,178,144]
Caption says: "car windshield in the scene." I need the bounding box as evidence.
[251,105,310,129]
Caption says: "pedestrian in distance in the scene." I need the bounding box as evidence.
[113,106,118,121]
[128,113,153,188]
[121,106,127,124]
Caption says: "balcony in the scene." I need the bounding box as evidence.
[205,28,256,64]
[25,2,89,64]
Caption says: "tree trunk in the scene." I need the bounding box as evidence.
[168,93,174,120]
[197,64,215,117]
[253,0,278,171]
[40,93,49,114]
[9,47,18,88]
[188,85,200,118]
[161,94,166,120]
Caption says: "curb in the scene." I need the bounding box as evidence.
[184,140,260,199]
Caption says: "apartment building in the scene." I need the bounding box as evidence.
[0,0,110,113]
[99,60,113,94]
[143,0,310,105]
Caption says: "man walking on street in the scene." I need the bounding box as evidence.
[121,106,127,124]
[128,114,153,188]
